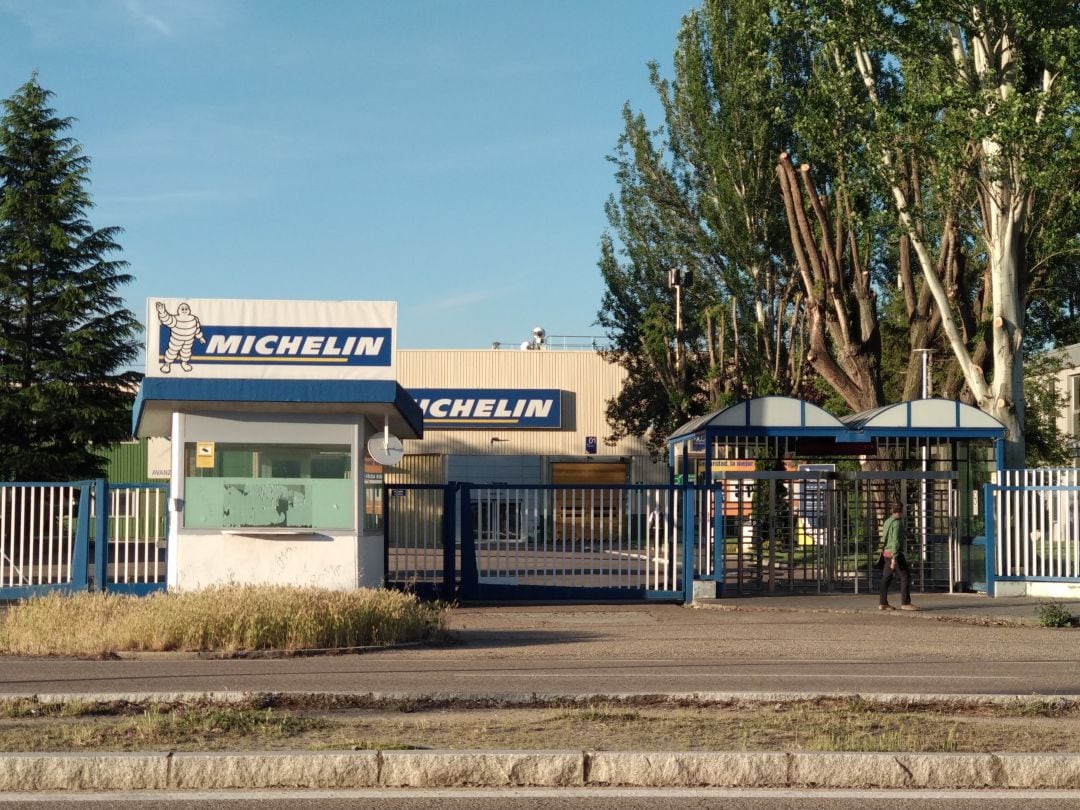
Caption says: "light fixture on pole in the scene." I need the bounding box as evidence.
[667,267,693,375]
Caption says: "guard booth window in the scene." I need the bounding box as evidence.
[182,443,353,530]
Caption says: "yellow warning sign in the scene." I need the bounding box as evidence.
[195,441,216,469]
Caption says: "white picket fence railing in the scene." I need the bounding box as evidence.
[0,480,168,598]
[0,484,82,588]
[994,468,1080,580]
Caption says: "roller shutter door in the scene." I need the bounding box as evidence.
[550,462,627,540]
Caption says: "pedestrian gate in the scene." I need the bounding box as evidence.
[701,470,960,596]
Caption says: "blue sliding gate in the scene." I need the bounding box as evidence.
[385,482,691,602]
[0,480,168,600]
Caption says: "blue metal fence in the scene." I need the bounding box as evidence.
[385,481,689,602]
[0,480,168,601]
[986,469,1080,596]
[386,473,979,602]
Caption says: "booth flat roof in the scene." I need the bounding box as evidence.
[133,378,424,439]
[668,396,1005,442]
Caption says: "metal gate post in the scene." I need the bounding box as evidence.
[681,485,696,604]
[458,483,478,600]
[983,482,996,597]
[382,482,390,589]
[441,483,458,600]
[713,486,725,597]
[69,482,91,592]
[93,479,109,591]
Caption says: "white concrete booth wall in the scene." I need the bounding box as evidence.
[169,412,383,591]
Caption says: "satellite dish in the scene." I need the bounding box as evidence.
[367,433,404,466]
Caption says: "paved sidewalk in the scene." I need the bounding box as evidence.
[695,592,1077,625]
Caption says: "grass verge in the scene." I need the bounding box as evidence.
[0,585,447,657]
[0,697,1078,753]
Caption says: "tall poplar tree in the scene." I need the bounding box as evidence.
[803,0,1080,467]
[0,76,140,481]
[598,0,809,453]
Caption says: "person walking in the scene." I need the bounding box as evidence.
[879,502,920,611]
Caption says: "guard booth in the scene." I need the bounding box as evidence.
[132,298,422,591]
[668,397,1005,597]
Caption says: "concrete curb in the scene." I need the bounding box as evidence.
[9,690,1080,710]
[4,750,1080,792]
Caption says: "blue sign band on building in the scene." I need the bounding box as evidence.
[411,388,562,429]
[157,325,392,367]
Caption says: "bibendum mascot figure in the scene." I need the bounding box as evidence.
[156,301,205,373]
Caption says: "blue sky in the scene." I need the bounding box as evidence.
[0,0,692,349]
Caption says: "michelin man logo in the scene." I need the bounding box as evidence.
[156,301,206,373]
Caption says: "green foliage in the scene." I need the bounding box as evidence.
[0,75,141,481]
[1035,601,1074,628]
[599,0,1080,454]
[800,0,1080,462]
[597,0,809,451]
[1023,349,1072,466]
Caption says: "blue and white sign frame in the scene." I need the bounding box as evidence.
[412,389,562,429]
[146,298,396,381]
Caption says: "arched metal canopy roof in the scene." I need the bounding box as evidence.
[841,399,1005,436]
[669,396,848,441]
[669,396,1005,442]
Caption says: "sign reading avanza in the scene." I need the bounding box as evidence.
[146,298,396,381]
[412,389,561,429]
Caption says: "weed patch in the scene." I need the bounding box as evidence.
[0,586,447,656]
[1036,601,1075,628]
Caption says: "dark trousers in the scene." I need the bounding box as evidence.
[879,553,911,606]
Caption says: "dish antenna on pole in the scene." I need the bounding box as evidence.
[367,415,404,466]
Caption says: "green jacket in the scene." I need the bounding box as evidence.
[882,515,905,556]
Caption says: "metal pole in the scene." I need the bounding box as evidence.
[914,349,932,583]
[675,281,682,376]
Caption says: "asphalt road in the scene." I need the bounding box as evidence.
[1,603,1078,698]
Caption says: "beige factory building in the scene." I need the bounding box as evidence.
[390,347,668,486]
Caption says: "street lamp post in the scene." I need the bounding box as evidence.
[668,267,693,377]
[912,348,933,583]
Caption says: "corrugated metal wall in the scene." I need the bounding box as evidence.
[98,440,150,483]
[384,453,445,485]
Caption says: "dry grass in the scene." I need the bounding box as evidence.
[1,699,1079,753]
[0,705,329,752]
[0,586,446,657]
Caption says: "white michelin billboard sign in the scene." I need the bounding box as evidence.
[145,298,396,381]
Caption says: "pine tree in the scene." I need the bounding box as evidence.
[0,75,140,481]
